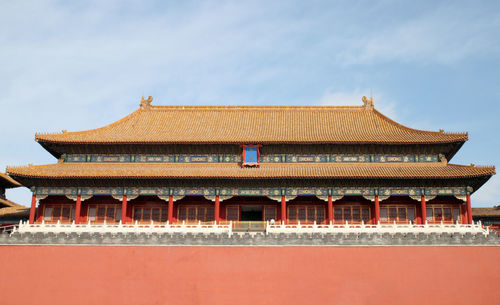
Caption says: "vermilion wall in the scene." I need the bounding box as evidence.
[0,246,499,305]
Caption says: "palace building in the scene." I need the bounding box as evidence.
[6,96,495,230]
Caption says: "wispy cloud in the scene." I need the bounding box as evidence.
[333,3,500,66]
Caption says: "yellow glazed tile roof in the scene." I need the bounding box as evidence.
[7,162,495,179]
[0,172,21,188]
[472,206,500,217]
[0,205,29,217]
[35,105,468,144]
[0,197,25,209]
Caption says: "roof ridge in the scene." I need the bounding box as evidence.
[148,105,366,111]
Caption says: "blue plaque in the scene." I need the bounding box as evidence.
[244,146,258,163]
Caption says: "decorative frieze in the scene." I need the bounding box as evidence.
[63,153,441,164]
[34,186,469,202]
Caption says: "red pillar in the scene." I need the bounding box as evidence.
[281,195,287,224]
[74,195,82,224]
[29,194,36,224]
[421,195,427,224]
[121,195,127,224]
[215,195,220,224]
[168,195,174,223]
[416,203,422,224]
[374,195,380,224]
[466,194,472,224]
[327,195,333,224]
[461,203,467,224]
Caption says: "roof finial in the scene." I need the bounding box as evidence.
[362,96,374,110]
[140,96,153,108]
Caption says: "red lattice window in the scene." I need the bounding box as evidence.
[43,205,75,223]
[264,206,277,221]
[134,206,168,223]
[380,206,416,223]
[333,206,371,224]
[226,206,239,221]
[88,204,121,223]
[288,205,326,224]
[177,205,214,223]
[426,205,461,223]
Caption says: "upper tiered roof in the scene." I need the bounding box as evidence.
[35,98,468,145]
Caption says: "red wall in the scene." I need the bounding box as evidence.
[0,245,498,305]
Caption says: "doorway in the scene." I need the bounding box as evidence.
[240,205,263,221]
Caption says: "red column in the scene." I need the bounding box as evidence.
[75,195,82,224]
[416,203,422,224]
[168,195,174,223]
[327,195,333,224]
[374,195,380,224]
[121,195,127,224]
[466,194,472,224]
[29,194,36,224]
[421,195,427,224]
[281,195,287,224]
[461,204,467,224]
[215,195,220,224]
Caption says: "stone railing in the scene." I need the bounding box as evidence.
[0,224,18,234]
[16,220,232,235]
[266,221,490,236]
[12,220,491,236]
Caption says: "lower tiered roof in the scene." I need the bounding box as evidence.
[7,162,495,179]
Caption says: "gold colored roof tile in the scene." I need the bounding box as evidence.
[7,162,495,179]
[35,105,468,144]
[0,172,21,188]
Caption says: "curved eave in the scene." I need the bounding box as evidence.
[0,172,21,188]
[7,163,495,180]
[0,198,25,209]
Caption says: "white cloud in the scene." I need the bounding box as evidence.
[334,4,500,66]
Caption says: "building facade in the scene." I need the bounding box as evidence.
[7,97,495,229]
[473,206,500,231]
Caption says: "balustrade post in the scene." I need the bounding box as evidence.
[29,194,37,224]
[420,195,427,225]
[75,195,82,224]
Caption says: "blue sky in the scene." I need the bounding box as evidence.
[1,0,499,207]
